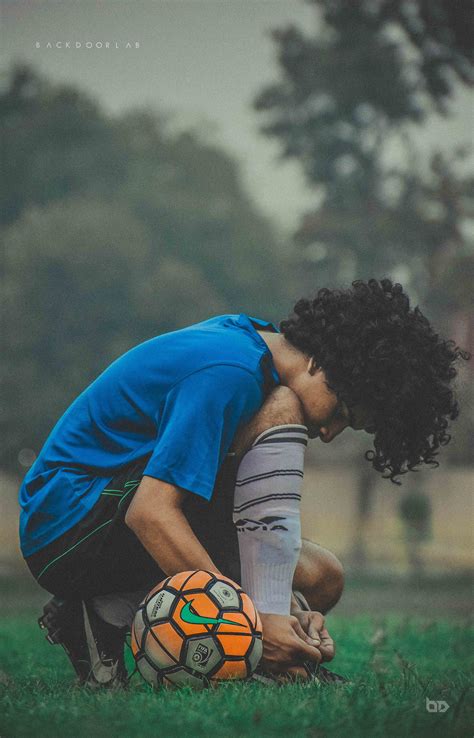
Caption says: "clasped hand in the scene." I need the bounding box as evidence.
[291,608,335,662]
[259,608,335,674]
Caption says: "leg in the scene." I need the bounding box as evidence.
[230,386,345,682]
[231,387,308,615]
[31,458,157,686]
[232,387,344,615]
[33,452,246,686]
[293,538,344,614]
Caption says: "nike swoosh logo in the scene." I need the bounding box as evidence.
[82,601,119,684]
[181,600,244,627]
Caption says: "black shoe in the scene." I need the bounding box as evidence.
[251,665,280,685]
[38,596,127,687]
[301,661,349,684]
[251,661,348,685]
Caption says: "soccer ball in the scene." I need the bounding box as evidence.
[131,569,263,689]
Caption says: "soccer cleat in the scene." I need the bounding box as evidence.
[251,660,348,685]
[38,596,128,687]
[251,665,280,685]
[299,660,348,683]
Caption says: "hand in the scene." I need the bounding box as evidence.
[258,612,323,674]
[291,609,335,662]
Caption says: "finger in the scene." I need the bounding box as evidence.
[294,638,322,664]
[292,617,321,648]
[318,627,335,661]
[319,627,333,645]
[290,626,322,663]
[307,612,325,640]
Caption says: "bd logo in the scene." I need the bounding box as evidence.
[425,698,450,713]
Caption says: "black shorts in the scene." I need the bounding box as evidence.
[25,454,241,600]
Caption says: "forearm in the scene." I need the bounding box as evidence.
[125,476,222,577]
[136,508,221,576]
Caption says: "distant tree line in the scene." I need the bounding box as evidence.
[0,64,288,472]
[254,0,473,308]
[1,0,472,474]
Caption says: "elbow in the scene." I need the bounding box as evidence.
[124,506,135,530]
[124,477,184,534]
[125,502,142,532]
[125,498,176,533]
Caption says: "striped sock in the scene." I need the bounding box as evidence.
[232,424,308,615]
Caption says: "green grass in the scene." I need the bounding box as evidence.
[0,613,472,738]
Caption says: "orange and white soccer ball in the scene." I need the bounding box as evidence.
[131,569,263,689]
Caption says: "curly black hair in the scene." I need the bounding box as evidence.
[280,279,470,483]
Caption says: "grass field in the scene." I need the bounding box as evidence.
[1,605,472,738]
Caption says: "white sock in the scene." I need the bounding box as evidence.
[232,424,308,615]
[91,591,147,628]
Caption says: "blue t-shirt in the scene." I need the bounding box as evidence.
[19,314,280,557]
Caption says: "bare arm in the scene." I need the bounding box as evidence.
[125,475,223,577]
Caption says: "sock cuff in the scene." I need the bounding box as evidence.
[240,559,298,615]
[252,424,309,448]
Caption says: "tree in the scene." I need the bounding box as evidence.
[115,113,288,319]
[254,0,473,570]
[1,197,149,469]
[0,64,128,227]
[254,0,473,294]
[0,63,288,318]
[0,63,289,474]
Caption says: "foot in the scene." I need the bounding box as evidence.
[299,661,349,683]
[251,661,348,685]
[38,597,127,687]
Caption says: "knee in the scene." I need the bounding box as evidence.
[320,551,345,610]
[299,543,345,614]
[232,386,306,455]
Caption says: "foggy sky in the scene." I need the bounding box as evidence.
[1,0,472,234]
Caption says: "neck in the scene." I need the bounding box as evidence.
[256,330,306,387]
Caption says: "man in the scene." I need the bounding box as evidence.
[19,279,467,686]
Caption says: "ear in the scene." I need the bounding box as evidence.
[307,357,319,375]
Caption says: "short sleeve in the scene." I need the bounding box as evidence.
[142,364,262,500]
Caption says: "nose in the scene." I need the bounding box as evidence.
[319,428,335,443]
[319,419,348,443]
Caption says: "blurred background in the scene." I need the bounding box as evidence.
[1,0,473,617]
